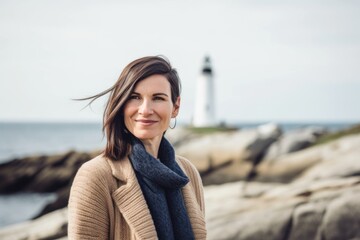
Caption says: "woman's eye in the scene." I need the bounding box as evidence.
[154,96,165,101]
[129,95,140,100]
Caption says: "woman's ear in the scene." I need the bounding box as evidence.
[172,97,181,118]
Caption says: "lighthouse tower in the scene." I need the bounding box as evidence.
[193,56,217,127]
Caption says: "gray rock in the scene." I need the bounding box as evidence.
[295,135,360,182]
[288,200,327,240]
[245,123,282,161]
[0,151,97,193]
[0,208,67,240]
[165,126,197,147]
[175,129,258,173]
[264,126,327,161]
[256,133,360,183]
[0,151,99,219]
[205,177,360,240]
[175,123,281,184]
[320,189,360,240]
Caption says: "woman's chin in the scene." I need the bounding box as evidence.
[131,128,167,140]
[133,132,162,142]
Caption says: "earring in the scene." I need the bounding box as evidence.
[169,118,177,129]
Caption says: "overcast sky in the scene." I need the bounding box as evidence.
[1,0,359,124]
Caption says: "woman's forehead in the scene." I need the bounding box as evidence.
[133,75,171,93]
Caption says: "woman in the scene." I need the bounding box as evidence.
[68,56,207,240]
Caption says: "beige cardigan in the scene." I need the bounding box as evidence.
[68,154,207,240]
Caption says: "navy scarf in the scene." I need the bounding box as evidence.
[129,137,194,240]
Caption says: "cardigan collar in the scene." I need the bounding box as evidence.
[107,157,157,239]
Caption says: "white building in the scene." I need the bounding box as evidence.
[193,56,217,127]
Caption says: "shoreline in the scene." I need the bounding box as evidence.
[0,121,356,164]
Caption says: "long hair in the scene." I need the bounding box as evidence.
[81,56,181,160]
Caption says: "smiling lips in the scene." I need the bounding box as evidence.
[135,119,158,126]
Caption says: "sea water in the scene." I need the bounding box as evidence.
[0,121,356,227]
[0,122,104,163]
[0,193,57,227]
[0,122,105,227]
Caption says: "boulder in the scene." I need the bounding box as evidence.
[264,126,327,161]
[0,151,98,193]
[2,178,359,240]
[0,208,68,240]
[255,133,360,183]
[175,123,281,185]
[205,177,360,240]
[0,151,99,220]
[320,190,360,240]
[33,187,70,219]
[165,126,198,147]
[175,130,255,173]
[287,200,327,240]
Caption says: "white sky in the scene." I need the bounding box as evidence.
[1,0,359,124]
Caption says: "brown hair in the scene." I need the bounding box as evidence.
[83,56,181,160]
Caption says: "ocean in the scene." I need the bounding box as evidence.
[0,122,105,164]
[0,121,357,227]
[0,121,354,163]
[0,122,105,227]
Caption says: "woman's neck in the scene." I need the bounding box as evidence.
[140,136,162,159]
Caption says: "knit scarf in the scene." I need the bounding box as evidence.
[129,137,195,240]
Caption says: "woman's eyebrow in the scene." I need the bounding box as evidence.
[131,92,169,97]
[153,93,169,97]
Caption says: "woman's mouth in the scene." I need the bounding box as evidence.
[135,119,158,125]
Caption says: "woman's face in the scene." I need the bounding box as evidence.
[124,74,180,143]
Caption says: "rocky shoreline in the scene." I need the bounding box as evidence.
[0,123,359,239]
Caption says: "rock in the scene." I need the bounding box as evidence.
[320,190,360,240]
[2,179,359,240]
[175,123,281,185]
[255,145,324,182]
[296,149,360,183]
[33,187,70,219]
[287,200,327,240]
[176,130,255,173]
[205,177,360,240]
[198,161,254,185]
[205,181,284,223]
[0,151,100,220]
[264,126,327,161]
[255,133,360,183]
[294,134,360,182]
[0,208,68,240]
[245,123,282,163]
[0,151,98,193]
[165,126,198,147]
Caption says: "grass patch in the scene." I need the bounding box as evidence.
[312,123,360,146]
[185,126,238,134]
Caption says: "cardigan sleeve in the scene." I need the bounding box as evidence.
[68,159,112,240]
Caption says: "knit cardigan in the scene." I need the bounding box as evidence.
[68,154,207,240]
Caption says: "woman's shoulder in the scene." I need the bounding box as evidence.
[176,155,201,179]
[79,154,108,170]
[176,155,195,169]
[75,154,113,182]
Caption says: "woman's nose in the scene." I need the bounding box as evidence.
[138,99,154,115]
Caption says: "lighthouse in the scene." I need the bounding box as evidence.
[193,56,217,127]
